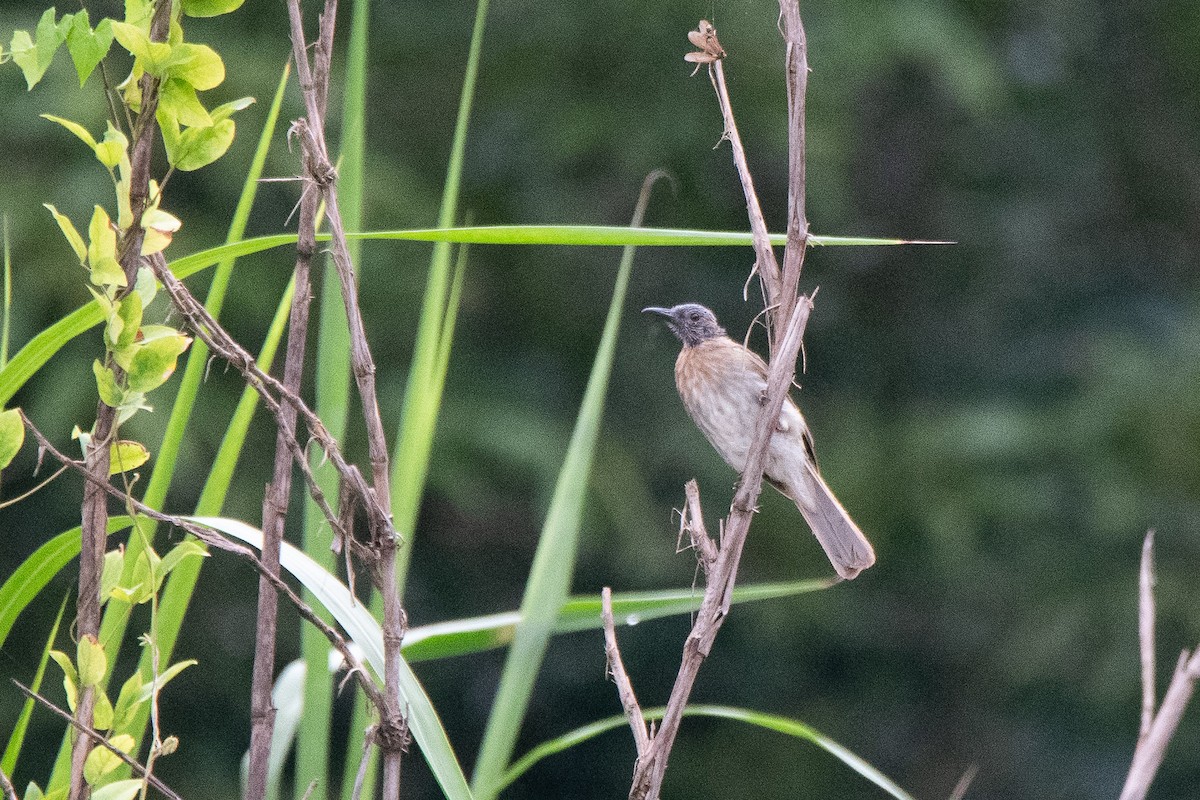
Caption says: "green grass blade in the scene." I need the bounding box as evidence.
[500,705,917,800]
[190,516,475,800]
[0,594,67,777]
[2,215,11,369]
[0,518,133,650]
[401,578,833,662]
[0,225,938,410]
[390,0,491,600]
[469,198,647,799]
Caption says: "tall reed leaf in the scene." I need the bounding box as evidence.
[191,516,474,800]
[469,176,661,799]
[499,705,918,800]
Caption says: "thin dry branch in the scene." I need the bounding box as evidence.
[246,92,321,800]
[1120,531,1200,800]
[624,16,816,800]
[603,588,651,757]
[1138,530,1156,741]
[15,682,182,800]
[20,414,388,716]
[283,1,408,797]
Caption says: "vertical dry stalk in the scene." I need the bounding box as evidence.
[70,2,172,797]
[1119,531,1200,800]
[623,12,815,799]
[283,0,409,796]
[244,100,321,800]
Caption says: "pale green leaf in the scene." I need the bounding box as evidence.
[165,118,234,171]
[181,0,246,17]
[125,330,190,392]
[41,114,98,151]
[43,204,88,263]
[108,440,149,475]
[0,407,24,469]
[87,206,124,287]
[65,12,113,86]
[165,42,224,90]
[93,360,121,407]
[77,635,107,688]
[90,779,143,800]
[91,687,113,731]
[159,76,211,127]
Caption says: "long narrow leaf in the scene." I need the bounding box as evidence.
[401,578,833,662]
[470,188,651,798]
[0,518,132,650]
[390,0,491,598]
[0,594,67,776]
[500,705,917,800]
[0,225,937,409]
[192,516,474,800]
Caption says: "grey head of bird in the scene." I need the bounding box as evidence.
[642,303,726,348]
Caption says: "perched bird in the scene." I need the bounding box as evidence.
[644,303,875,579]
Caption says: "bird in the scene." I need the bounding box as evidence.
[643,303,875,579]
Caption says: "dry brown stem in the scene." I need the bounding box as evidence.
[603,588,651,757]
[283,1,408,796]
[16,681,182,800]
[622,13,815,799]
[70,3,173,796]
[1119,531,1200,800]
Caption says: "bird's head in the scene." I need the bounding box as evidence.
[642,303,725,348]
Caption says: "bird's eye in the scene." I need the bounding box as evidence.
[689,312,700,321]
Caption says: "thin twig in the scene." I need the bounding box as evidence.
[628,17,815,800]
[246,99,321,800]
[1120,648,1200,800]
[283,1,408,796]
[1138,530,1156,741]
[14,681,182,800]
[776,2,810,324]
[20,414,388,715]
[0,764,17,800]
[71,3,173,796]
[603,588,651,757]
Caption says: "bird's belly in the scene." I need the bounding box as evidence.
[678,369,764,473]
[676,348,807,482]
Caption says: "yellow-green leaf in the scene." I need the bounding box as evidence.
[112,292,142,349]
[77,635,107,688]
[94,123,129,170]
[165,118,234,171]
[182,0,246,18]
[140,208,182,255]
[83,737,121,783]
[165,42,224,90]
[41,114,98,150]
[49,650,78,711]
[91,687,114,731]
[93,360,122,407]
[87,206,125,287]
[0,407,24,469]
[43,204,88,263]
[100,548,126,603]
[112,672,144,731]
[159,76,211,127]
[109,440,150,475]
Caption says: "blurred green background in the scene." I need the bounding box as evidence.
[2,0,1199,798]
